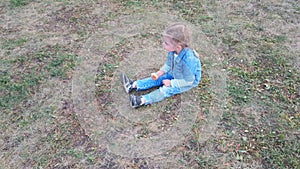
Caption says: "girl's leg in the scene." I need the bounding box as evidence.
[142,85,182,105]
[135,73,173,91]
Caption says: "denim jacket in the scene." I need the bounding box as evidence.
[160,47,202,91]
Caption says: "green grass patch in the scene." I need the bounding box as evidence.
[225,32,299,168]
[45,52,77,78]
[1,46,78,111]
[173,1,212,24]
[9,0,32,7]
[3,38,27,49]
[0,71,42,109]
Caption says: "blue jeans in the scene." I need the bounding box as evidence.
[135,73,182,105]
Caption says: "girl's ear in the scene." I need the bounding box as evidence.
[176,45,183,54]
[176,44,183,52]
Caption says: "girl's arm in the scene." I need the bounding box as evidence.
[156,70,165,77]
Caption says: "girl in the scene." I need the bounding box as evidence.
[122,23,201,108]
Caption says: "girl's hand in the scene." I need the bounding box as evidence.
[151,70,165,80]
[151,73,158,80]
[162,79,171,87]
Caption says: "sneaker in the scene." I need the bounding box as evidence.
[121,73,133,93]
[129,95,144,108]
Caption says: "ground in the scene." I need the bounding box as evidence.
[0,0,299,168]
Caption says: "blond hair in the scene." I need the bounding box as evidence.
[163,23,191,47]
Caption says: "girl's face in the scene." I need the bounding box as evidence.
[162,36,177,52]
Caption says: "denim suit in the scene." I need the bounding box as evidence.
[136,47,202,105]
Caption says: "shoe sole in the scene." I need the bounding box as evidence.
[129,95,141,108]
[129,95,135,108]
[121,73,131,93]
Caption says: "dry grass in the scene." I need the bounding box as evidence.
[1,0,299,168]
